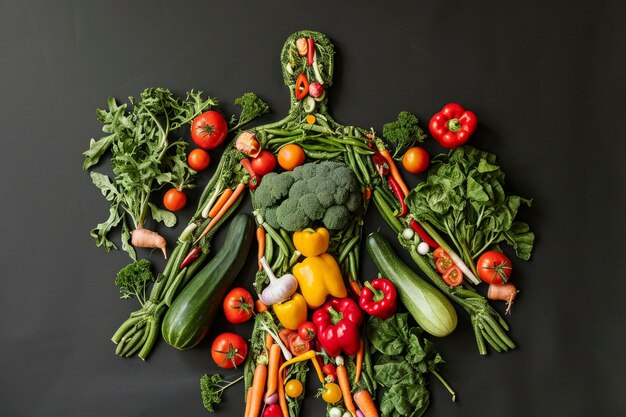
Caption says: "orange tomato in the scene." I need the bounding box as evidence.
[402,146,430,174]
[163,188,186,211]
[277,144,305,171]
[187,148,211,171]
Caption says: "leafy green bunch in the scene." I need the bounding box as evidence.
[368,313,452,417]
[382,111,426,158]
[84,87,216,259]
[253,161,362,231]
[406,146,535,267]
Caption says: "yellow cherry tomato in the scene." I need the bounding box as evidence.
[321,382,342,404]
[285,379,304,398]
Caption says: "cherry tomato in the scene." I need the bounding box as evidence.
[277,144,305,171]
[187,148,211,171]
[285,379,304,398]
[322,363,336,377]
[250,150,277,176]
[476,251,513,284]
[263,405,282,417]
[433,247,447,260]
[191,110,228,150]
[297,321,316,341]
[211,332,247,369]
[321,382,342,403]
[435,255,454,274]
[402,146,430,174]
[442,265,463,286]
[162,188,187,211]
[287,333,310,356]
[222,287,254,324]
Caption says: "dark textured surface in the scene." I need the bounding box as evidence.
[1,1,624,416]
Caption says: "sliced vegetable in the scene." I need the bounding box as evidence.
[295,73,309,101]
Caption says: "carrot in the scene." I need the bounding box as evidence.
[195,183,245,244]
[278,370,288,417]
[255,299,268,313]
[130,226,167,258]
[379,149,409,197]
[353,389,379,417]
[265,332,275,351]
[354,338,364,385]
[257,226,266,270]
[247,364,267,417]
[349,280,362,298]
[305,114,316,124]
[336,361,357,417]
[487,283,519,314]
[244,387,253,417]
[265,344,281,400]
[363,186,372,200]
[208,188,233,218]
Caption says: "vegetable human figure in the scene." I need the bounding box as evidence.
[112,31,516,403]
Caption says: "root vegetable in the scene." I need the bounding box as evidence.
[487,283,519,314]
[130,227,167,259]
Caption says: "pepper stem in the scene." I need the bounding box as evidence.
[364,281,385,302]
[327,306,344,325]
[447,118,461,132]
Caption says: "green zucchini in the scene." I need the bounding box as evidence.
[162,212,255,350]
[365,232,457,337]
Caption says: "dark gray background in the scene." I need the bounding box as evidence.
[1,1,624,416]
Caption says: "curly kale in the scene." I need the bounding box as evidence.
[383,111,427,158]
[253,161,362,231]
[231,92,270,130]
[114,259,155,305]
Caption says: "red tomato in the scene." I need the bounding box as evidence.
[263,405,283,417]
[433,247,447,260]
[162,188,186,211]
[211,332,248,369]
[322,363,336,377]
[297,321,316,341]
[287,333,311,356]
[250,150,277,176]
[187,148,211,171]
[222,287,254,324]
[435,255,454,274]
[191,110,228,150]
[476,251,513,284]
[402,146,430,174]
[442,265,463,286]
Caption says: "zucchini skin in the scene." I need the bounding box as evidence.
[366,232,458,337]
[162,213,255,350]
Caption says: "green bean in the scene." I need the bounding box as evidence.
[280,228,296,253]
[352,149,371,185]
[471,318,488,355]
[479,318,509,352]
[265,232,274,266]
[303,149,343,160]
[164,269,187,307]
[271,250,285,273]
[264,127,302,137]
[479,326,503,353]
[263,223,290,257]
[121,327,148,357]
[482,315,516,349]
[338,236,360,263]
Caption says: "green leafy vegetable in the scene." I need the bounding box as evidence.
[367,314,453,417]
[114,259,155,305]
[231,92,270,130]
[200,373,243,412]
[406,146,535,275]
[382,111,426,158]
[83,88,216,259]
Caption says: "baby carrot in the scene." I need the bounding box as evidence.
[208,188,233,218]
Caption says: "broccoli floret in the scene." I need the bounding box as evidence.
[334,187,349,205]
[323,205,351,230]
[265,206,279,229]
[300,193,325,221]
[276,198,310,231]
[345,191,362,212]
[382,111,426,158]
[289,179,310,200]
[315,162,334,178]
[231,92,270,130]
[333,165,359,190]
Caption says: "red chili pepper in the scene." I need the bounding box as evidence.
[359,278,397,320]
[312,297,363,357]
[240,158,261,191]
[371,152,390,177]
[322,363,337,381]
[179,246,202,270]
[387,175,408,218]
[307,38,315,66]
[408,219,440,248]
[429,103,477,148]
[295,73,309,101]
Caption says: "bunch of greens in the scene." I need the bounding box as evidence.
[83,87,216,260]
[114,259,155,305]
[406,146,535,275]
[200,373,243,412]
[382,111,426,158]
[367,314,454,417]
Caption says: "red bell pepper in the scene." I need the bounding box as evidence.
[295,73,309,101]
[307,38,315,66]
[359,278,397,320]
[428,103,477,148]
[312,297,363,357]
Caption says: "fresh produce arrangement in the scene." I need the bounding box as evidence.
[84,30,535,417]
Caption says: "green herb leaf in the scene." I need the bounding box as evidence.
[374,360,419,387]
[367,314,410,356]
[148,202,177,227]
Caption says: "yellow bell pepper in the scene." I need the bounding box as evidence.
[292,253,347,308]
[293,227,330,257]
[273,293,308,330]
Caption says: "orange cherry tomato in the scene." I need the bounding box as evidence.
[402,146,430,174]
[187,148,211,171]
[277,144,305,171]
[163,188,186,211]
[321,382,342,403]
[285,379,304,398]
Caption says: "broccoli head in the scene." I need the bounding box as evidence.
[252,161,363,231]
